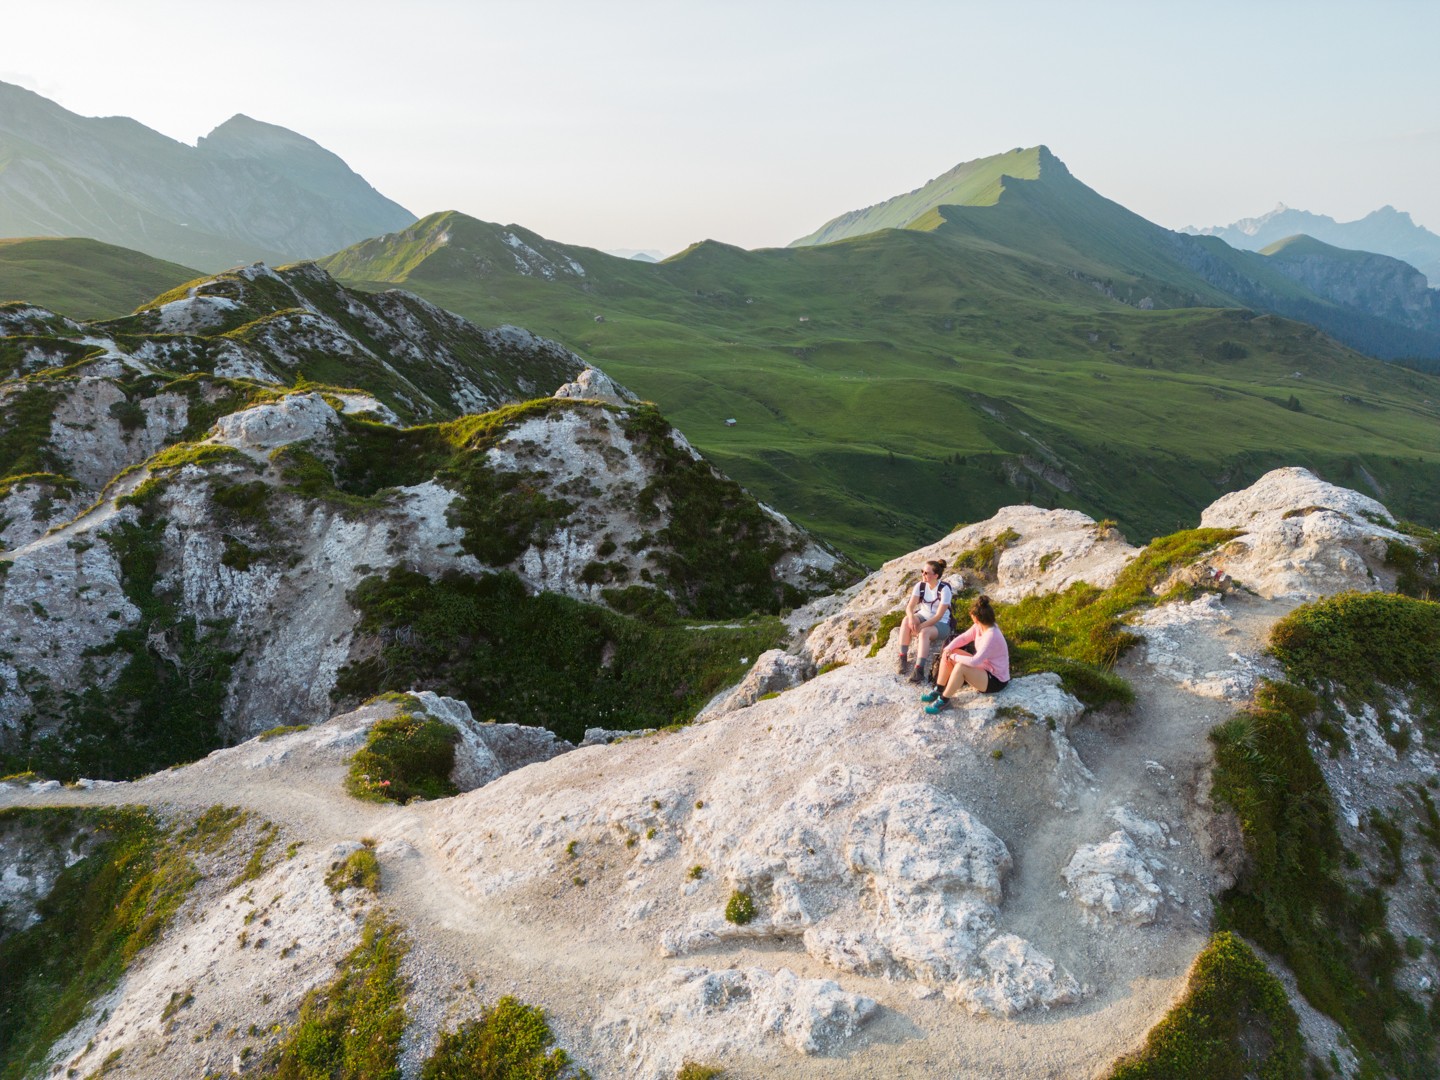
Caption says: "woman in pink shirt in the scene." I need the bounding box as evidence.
[921,594,1009,712]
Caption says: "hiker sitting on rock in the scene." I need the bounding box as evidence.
[921,594,1009,712]
[896,559,953,683]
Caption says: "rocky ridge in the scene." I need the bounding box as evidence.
[2,467,1433,1078]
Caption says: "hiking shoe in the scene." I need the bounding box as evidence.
[907,664,927,684]
[919,688,943,703]
[896,654,911,677]
[923,698,950,714]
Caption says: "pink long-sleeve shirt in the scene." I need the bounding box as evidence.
[944,622,1010,682]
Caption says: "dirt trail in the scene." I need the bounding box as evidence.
[0,589,1292,1080]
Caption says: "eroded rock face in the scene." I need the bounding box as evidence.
[1201,466,1408,599]
[595,966,879,1077]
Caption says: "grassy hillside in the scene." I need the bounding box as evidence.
[322,210,1440,566]
[0,237,198,321]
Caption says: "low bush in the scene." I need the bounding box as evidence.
[336,570,783,744]
[1106,931,1302,1079]
[420,995,589,1079]
[325,845,381,895]
[724,890,756,926]
[346,706,460,805]
[269,915,408,1080]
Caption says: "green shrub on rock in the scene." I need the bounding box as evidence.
[421,995,589,1080]
[1106,931,1302,1079]
[346,705,460,805]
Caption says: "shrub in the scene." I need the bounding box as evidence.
[346,706,460,805]
[269,915,408,1080]
[724,890,756,926]
[336,569,783,745]
[1105,931,1302,1079]
[676,1065,724,1080]
[325,846,381,895]
[420,995,589,1079]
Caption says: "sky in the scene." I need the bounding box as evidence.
[6,0,1439,256]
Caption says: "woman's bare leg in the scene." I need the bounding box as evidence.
[916,625,938,661]
[943,663,989,697]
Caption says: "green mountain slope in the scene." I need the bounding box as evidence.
[321,209,1440,565]
[0,237,198,320]
[0,80,415,270]
[789,146,1042,246]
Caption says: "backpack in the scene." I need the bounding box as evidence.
[914,579,956,632]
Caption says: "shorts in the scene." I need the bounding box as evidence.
[949,641,1008,694]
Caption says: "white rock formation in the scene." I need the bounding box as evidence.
[212,392,338,450]
[800,505,1137,667]
[1063,830,1162,927]
[1201,466,1409,599]
[552,364,637,405]
[407,691,572,791]
[595,966,879,1077]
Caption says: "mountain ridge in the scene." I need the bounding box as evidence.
[1187,202,1440,286]
[0,81,416,271]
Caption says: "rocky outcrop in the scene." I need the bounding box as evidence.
[1,468,1431,1077]
[798,505,1137,667]
[1200,466,1408,598]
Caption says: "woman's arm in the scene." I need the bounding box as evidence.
[944,623,977,654]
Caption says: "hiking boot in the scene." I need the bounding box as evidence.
[923,698,951,715]
[919,688,943,703]
[907,663,927,684]
[896,652,910,677]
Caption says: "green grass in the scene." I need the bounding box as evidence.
[420,996,589,1079]
[1105,931,1303,1080]
[346,706,460,805]
[0,805,245,1080]
[268,914,408,1080]
[997,527,1241,706]
[321,205,1440,567]
[0,237,197,321]
[335,569,786,744]
[325,845,382,894]
[1209,681,1429,1075]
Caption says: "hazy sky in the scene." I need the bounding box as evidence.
[8,0,1438,255]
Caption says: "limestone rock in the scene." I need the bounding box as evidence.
[1199,466,1409,599]
[594,965,878,1078]
[1063,830,1162,926]
[552,364,637,405]
[697,648,815,718]
[799,505,1137,667]
[407,691,572,791]
[212,392,338,450]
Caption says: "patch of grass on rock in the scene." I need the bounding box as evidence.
[420,995,590,1079]
[1105,931,1302,1079]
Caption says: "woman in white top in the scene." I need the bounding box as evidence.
[896,559,953,683]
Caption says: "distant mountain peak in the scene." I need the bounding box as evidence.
[0,83,416,271]
[790,144,1056,247]
[1187,201,1440,285]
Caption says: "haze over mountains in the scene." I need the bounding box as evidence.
[1,88,1438,563]
[0,80,416,271]
[1188,203,1440,286]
